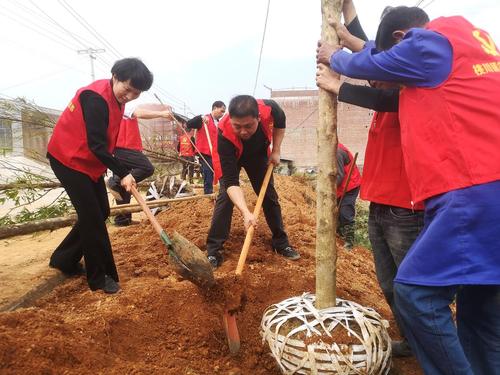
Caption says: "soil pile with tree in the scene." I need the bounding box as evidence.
[0,175,422,374]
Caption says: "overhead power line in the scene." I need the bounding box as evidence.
[422,0,437,9]
[0,4,79,51]
[28,0,87,50]
[253,0,271,96]
[58,0,123,59]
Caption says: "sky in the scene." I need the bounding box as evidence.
[1,0,499,117]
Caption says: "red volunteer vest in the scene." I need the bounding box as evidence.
[47,79,124,181]
[179,134,195,157]
[116,117,142,151]
[400,16,500,202]
[195,114,217,156]
[337,143,361,198]
[212,100,274,183]
[361,112,424,210]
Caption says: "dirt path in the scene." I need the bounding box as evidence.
[0,176,422,374]
[0,225,121,311]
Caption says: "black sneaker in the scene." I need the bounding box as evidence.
[207,253,223,269]
[274,246,300,260]
[391,339,413,357]
[100,275,120,294]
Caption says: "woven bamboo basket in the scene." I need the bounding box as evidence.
[260,293,391,374]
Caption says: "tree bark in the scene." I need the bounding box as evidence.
[316,0,342,309]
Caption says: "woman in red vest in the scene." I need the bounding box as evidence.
[319,6,500,374]
[47,58,153,294]
[206,95,299,268]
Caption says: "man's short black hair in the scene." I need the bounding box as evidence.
[212,100,226,110]
[228,95,259,118]
[375,6,430,50]
[111,58,153,91]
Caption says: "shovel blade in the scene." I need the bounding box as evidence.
[223,311,240,354]
[161,231,215,289]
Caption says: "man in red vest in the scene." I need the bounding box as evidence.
[105,105,173,226]
[47,58,153,294]
[336,143,361,250]
[318,6,500,374]
[186,101,226,194]
[177,127,196,183]
[207,95,300,268]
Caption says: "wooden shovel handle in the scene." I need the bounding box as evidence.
[235,164,274,275]
[130,185,163,236]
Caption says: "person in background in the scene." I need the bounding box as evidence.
[47,58,153,294]
[336,142,361,250]
[318,6,500,374]
[207,95,300,268]
[186,101,226,194]
[106,104,173,226]
[178,127,196,184]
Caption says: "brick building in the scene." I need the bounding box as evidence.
[271,79,373,171]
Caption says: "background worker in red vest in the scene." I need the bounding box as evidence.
[177,127,196,183]
[316,0,425,358]
[318,7,500,374]
[207,95,300,269]
[336,143,361,250]
[106,104,173,226]
[47,58,153,294]
[186,101,226,194]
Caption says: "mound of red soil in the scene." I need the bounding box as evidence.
[0,175,422,374]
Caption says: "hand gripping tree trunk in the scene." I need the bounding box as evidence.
[316,0,343,309]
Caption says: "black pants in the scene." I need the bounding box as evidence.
[338,186,359,228]
[206,158,289,256]
[48,155,118,290]
[181,156,195,182]
[108,148,154,223]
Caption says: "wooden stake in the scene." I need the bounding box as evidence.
[316,0,343,310]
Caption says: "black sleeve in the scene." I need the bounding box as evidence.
[79,91,129,178]
[262,99,286,128]
[346,16,368,42]
[217,130,240,188]
[336,148,349,186]
[186,115,203,130]
[338,83,399,112]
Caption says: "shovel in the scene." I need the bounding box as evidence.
[130,186,215,288]
[223,164,274,354]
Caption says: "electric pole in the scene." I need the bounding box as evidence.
[77,48,105,81]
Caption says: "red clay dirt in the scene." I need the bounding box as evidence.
[0,175,422,375]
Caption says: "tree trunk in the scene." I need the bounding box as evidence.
[316,0,342,309]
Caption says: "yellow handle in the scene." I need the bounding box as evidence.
[235,164,274,275]
[130,186,163,236]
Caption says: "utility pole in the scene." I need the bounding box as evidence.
[77,48,105,81]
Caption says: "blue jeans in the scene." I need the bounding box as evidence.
[200,154,214,194]
[394,283,500,375]
[368,203,424,337]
